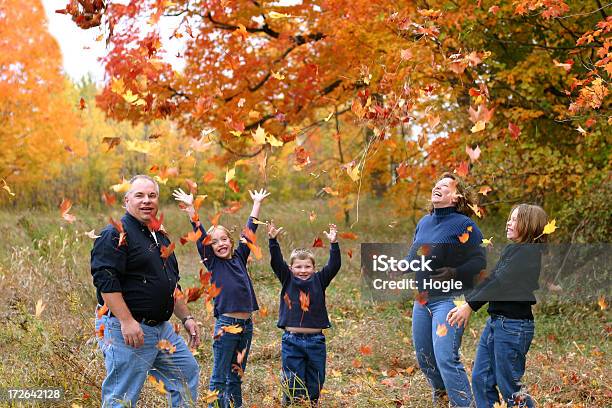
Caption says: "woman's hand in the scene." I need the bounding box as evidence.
[446,303,473,328]
[324,224,338,243]
[249,188,270,203]
[268,221,284,239]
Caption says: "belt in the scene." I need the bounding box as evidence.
[284,330,323,337]
[132,315,165,326]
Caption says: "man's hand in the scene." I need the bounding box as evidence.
[324,224,338,243]
[120,318,145,348]
[431,267,457,281]
[249,188,270,203]
[184,318,200,349]
[268,221,283,239]
[446,303,473,328]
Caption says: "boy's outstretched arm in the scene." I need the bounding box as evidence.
[320,224,341,288]
[268,221,290,282]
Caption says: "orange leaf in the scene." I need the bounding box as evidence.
[96,323,105,338]
[236,347,247,364]
[436,323,448,337]
[347,249,353,259]
[59,198,76,223]
[206,283,222,302]
[199,268,212,286]
[101,192,116,206]
[157,339,176,354]
[415,291,428,305]
[223,201,242,214]
[79,97,86,110]
[222,324,243,334]
[228,179,240,193]
[184,286,205,303]
[147,212,164,232]
[359,345,372,356]
[322,186,339,196]
[458,232,470,244]
[193,195,206,211]
[283,293,292,310]
[312,237,324,247]
[246,241,263,260]
[598,296,608,310]
[454,161,469,178]
[209,212,222,226]
[147,375,167,395]
[202,172,216,183]
[96,304,109,319]
[185,179,198,195]
[478,186,492,196]
[160,242,175,259]
[180,229,202,245]
[109,217,127,247]
[339,232,358,240]
[468,203,482,218]
[417,244,431,257]
[173,287,185,301]
[299,290,310,312]
[202,234,213,246]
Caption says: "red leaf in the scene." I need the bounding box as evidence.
[415,291,429,305]
[101,192,116,206]
[312,237,324,247]
[347,249,353,259]
[160,242,175,259]
[147,212,164,232]
[59,198,76,223]
[209,212,222,226]
[508,122,521,140]
[228,179,240,193]
[339,232,358,240]
[454,161,469,178]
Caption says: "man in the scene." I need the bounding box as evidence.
[92,175,200,407]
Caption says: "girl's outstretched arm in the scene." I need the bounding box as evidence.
[248,188,270,220]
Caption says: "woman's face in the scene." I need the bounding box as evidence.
[431,177,458,208]
[506,208,520,242]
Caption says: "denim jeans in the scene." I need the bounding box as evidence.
[95,313,199,407]
[209,315,254,408]
[412,298,473,407]
[280,331,326,404]
[472,316,535,408]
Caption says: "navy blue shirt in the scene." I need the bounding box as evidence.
[269,238,341,329]
[467,244,542,320]
[193,217,259,317]
[406,206,486,297]
[91,212,180,322]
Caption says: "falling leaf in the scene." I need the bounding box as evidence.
[542,219,557,235]
[228,179,240,193]
[466,145,481,162]
[458,232,470,243]
[101,192,116,206]
[59,198,76,223]
[283,293,292,310]
[85,229,101,239]
[299,290,310,312]
[322,186,339,196]
[147,212,164,232]
[35,299,46,317]
[478,186,492,196]
[471,120,486,133]
[122,89,146,106]
[488,5,500,13]
[359,345,372,356]
[96,304,109,319]
[109,217,127,247]
[222,324,243,334]
[209,212,222,227]
[339,232,358,240]
[206,283,222,302]
[225,167,236,183]
[160,243,176,259]
[308,211,317,222]
[453,296,466,307]
[454,161,469,178]
[436,323,448,337]
[268,11,292,19]
[508,122,521,140]
[157,339,176,354]
[347,249,353,259]
[467,226,473,232]
[598,295,608,310]
[553,59,573,72]
[347,164,360,182]
[78,97,86,110]
[312,237,324,247]
[1,179,15,197]
[417,244,431,257]
[576,125,587,135]
[236,347,248,364]
[180,229,202,245]
[468,203,482,218]
[481,237,494,248]
[148,375,167,395]
[252,125,267,145]
[266,134,284,147]
[110,179,131,193]
[202,172,216,184]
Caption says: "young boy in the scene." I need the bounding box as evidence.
[267,222,341,406]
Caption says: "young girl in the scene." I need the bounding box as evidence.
[447,204,548,408]
[173,188,270,408]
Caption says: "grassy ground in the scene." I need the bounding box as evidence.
[0,200,609,407]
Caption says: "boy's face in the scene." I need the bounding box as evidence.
[211,228,232,259]
[290,258,315,280]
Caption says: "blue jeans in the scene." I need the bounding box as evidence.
[281,331,326,404]
[95,314,199,407]
[412,299,473,407]
[209,315,254,408]
[472,316,535,408]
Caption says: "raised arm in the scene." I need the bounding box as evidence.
[248,188,270,220]
[173,188,214,264]
[268,221,290,282]
[319,224,341,287]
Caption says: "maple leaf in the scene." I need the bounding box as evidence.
[97,323,105,339]
[252,125,267,145]
[312,237,324,248]
[481,237,494,248]
[347,249,353,259]
[553,59,573,72]
[468,203,483,218]
[454,161,469,178]
[339,232,358,240]
[471,120,486,133]
[147,212,164,232]
[299,290,310,312]
[322,186,339,196]
[347,163,361,181]
[225,167,236,183]
[541,219,557,235]
[458,232,470,244]
[59,198,76,223]
[157,339,176,354]
[180,229,202,245]
[110,179,131,193]
[202,390,219,404]
[160,243,176,259]
[396,162,410,179]
[478,186,492,196]
[199,268,212,286]
[508,122,521,140]
[223,201,242,214]
[466,145,481,162]
[271,71,285,80]
[400,48,413,60]
[266,134,284,147]
[209,212,222,227]
[283,293,292,310]
[294,147,311,169]
[101,192,116,206]
[436,323,448,337]
[236,347,248,364]
[488,5,500,14]
[228,179,240,193]
[417,244,431,257]
[468,105,495,124]
[148,375,167,395]
[359,345,372,356]
[35,298,46,318]
[173,287,185,301]
[202,172,216,183]
[206,283,222,302]
[222,324,243,334]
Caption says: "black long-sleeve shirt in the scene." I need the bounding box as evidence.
[467,244,542,320]
[269,238,341,329]
[91,212,180,322]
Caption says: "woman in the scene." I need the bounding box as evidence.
[447,204,547,408]
[407,173,486,407]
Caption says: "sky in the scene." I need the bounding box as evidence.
[41,0,185,84]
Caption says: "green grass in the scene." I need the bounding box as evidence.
[0,200,609,407]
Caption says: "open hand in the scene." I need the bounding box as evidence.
[249,188,270,203]
[267,221,284,239]
[172,188,194,208]
[324,224,337,243]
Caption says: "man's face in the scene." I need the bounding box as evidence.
[124,178,159,224]
[290,258,315,280]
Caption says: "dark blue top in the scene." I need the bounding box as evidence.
[269,238,341,329]
[193,217,259,317]
[407,206,486,297]
[467,244,542,320]
[91,212,180,322]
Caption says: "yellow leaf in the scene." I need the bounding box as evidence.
[147,375,167,395]
[542,219,557,235]
[468,203,482,218]
[436,323,448,337]
[230,130,243,137]
[266,134,284,147]
[203,389,219,403]
[111,77,125,94]
[481,237,493,248]
[453,296,466,307]
[347,164,360,182]
[252,125,267,145]
[110,179,131,193]
[222,324,243,334]
[35,299,46,318]
[597,295,607,310]
[154,176,168,185]
[225,167,236,183]
[1,179,15,197]
[271,71,285,80]
[471,120,486,133]
[248,109,261,120]
[268,11,292,19]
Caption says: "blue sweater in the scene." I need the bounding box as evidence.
[269,238,341,329]
[193,217,259,317]
[407,206,486,297]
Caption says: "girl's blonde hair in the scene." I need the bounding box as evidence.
[509,204,549,243]
[208,225,235,254]
[289,248,316,267]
